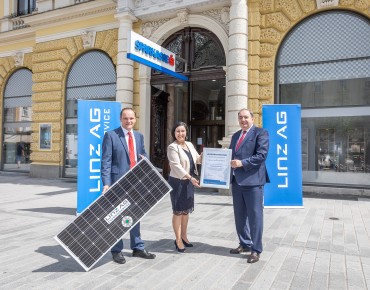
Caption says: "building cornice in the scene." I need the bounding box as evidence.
[0,28,35,47]
[0,0,116,46]
[0,47,33,58]
[36,22,119,43]
[132,0,230,21]
[25,0,116,28]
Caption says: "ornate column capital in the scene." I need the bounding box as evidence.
[115,10,138,24]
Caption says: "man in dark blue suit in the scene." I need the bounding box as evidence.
[101,108,156,264]
[229,108,269,263]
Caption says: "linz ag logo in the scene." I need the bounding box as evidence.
[104,199,131,224]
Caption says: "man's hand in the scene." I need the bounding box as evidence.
[231,159,243,169]
[102,185,110,194]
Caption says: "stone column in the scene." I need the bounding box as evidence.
[218,0,248,195]
[0,1,10,32]
[115,9,137,108]
[139,72,151,152]
[225,0,248,138]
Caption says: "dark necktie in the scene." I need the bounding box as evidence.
[128,132,136,168]
[235,130,247,151]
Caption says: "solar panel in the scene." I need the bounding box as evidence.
[55,158,172,271]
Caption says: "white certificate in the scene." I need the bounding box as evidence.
[200,148,232,189]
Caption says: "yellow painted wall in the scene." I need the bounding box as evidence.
[248,0,370,125]
[0,0,12,18]
[0,40,35,53]
[36,15,115,38]
[29,28,118,166]
[0,1,4,18]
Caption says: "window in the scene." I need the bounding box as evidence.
[2,68,33,171]
[277,11,370,188]
[64,50,116,177]
[16,0,36,16]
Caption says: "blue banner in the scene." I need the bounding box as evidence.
[77,100,121,214]
[262,104,303,207]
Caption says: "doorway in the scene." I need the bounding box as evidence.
[150,28,226,173]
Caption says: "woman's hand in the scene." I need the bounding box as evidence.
[190,177,201,188]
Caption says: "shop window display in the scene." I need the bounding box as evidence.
[301,117,370,187]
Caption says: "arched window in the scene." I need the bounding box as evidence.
[277,11,370,187]
[154,27,226,73]
[64,50,116,177]
[2,68,33,171]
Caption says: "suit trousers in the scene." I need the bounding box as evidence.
[232,179,264,253]
[111,222,144,253]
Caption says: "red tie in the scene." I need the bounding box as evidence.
[235,131,247,151]
[128,132,136,168]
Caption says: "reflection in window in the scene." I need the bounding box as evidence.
[2,68,33,171]
[280,77,370,108]
[165,35,184,72]
[193,32,225,69]
[161,28,226,73]
[302,116,370,186]
[190,79,225,150]
[17,0,36,16]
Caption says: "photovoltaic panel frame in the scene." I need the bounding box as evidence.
[55,158,172,271]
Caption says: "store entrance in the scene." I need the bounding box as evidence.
[150,27,226,175]
[150,86,170,178]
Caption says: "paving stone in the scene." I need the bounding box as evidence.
[1,175,370,289]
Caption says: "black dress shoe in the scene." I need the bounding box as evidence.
[112,252,126,264]
[247,252,260,263]
[132,249,156,259]
[174,240,186,253]
[230,245,251,254]
[182,239,193,247]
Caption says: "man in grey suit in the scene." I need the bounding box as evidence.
[101,108,156,264]
[229,108,269,263]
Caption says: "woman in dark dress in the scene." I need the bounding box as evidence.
[167,122,202,252]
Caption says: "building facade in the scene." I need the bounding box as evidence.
[0,0,369,194]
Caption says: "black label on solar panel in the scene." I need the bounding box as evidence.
[55,158,172,271]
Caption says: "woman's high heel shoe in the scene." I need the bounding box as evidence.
[174,240,186,253]
[182,239,194,247]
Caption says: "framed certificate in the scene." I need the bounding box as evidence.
[200,148,232,189]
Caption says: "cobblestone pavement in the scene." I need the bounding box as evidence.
[0,173,369,289]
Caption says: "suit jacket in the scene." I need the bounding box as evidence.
[229,126,270,186]
[167,141,201,180]
[101,127,147,186]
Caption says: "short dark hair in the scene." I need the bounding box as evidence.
[171,122,189,140]
[120,107,136,118]
[238,108,254,118]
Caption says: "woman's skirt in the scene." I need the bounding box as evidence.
[168,176,194,215]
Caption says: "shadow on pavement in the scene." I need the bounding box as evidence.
[197,202,232,206]
[149,239,245,258]
[36,189,76,196]
[19,207,76,215]
[33,245,85,272]
[33,245,112,272]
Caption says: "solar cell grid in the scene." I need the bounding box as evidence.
[55,158,172,271]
